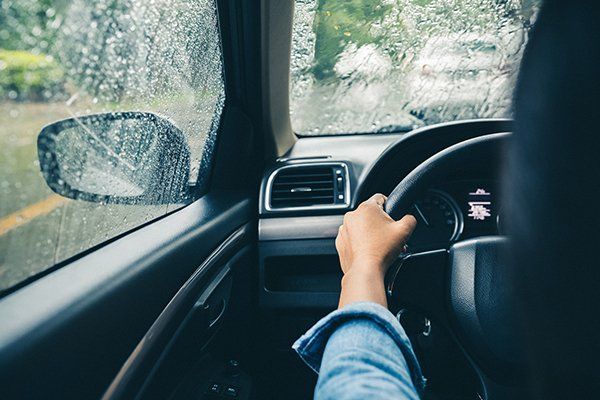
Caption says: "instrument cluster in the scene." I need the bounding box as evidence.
[407,180,501,251]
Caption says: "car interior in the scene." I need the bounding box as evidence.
[0,0,599,399]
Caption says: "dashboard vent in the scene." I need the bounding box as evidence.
[267,163,349,210]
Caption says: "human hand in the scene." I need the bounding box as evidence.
[336,193,417,278]
[335,193,417,308]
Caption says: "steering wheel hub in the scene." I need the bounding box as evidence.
[448,237,525,380]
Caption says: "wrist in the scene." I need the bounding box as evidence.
[342,266,385,286]
[346,258,386,277]
[339,266,388,309]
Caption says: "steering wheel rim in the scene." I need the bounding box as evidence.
[383,132,530,399]
[384,132,510,220]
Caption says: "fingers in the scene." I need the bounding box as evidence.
[394,214,417,239]
[365,193,387,208]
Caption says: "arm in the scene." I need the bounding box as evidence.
[336,193,416,309]
[316,304,422,400]
[293,194,425,399]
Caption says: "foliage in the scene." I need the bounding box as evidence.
[0,0,70,51]
[0,49,63,100]
[312,0,393,81]
[1,0,538,101]
[310,0,538,83]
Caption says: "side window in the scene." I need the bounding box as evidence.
[0,0,225,292]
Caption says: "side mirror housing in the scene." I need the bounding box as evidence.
[37,112,192,205]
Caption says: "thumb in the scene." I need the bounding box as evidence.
[393,214,417,242]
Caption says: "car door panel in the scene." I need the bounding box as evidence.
[103,227,252,400]
[0,190,254,399]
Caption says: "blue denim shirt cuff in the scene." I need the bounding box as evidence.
[292,301,427,394]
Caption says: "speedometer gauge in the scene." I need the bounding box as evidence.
[407,190,462,250]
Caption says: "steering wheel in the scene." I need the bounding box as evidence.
[383,132,528,400]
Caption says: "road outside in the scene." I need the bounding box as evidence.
[0,94,222,291]
[0,0,224,292]
[0,101,171,291]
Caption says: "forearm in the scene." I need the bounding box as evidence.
[295,195,422,398]
[316,317,420,400]
[293,302,425,400]
[338,268,388,309]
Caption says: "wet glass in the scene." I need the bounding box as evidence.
[40,112,191,201]
[0,0,224,292]
[290,0,540,135]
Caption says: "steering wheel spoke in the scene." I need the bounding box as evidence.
[386,249,448,325]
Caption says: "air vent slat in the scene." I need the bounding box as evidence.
[272,195,334,201]
[275,178,332,184]
[268,163,348,210]
[271,198,333,206]
[280,167,331,173]
[280,171,331,178]
[273,181,332,187]
[272,188,333,194]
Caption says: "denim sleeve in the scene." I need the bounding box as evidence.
[292,302,426,400]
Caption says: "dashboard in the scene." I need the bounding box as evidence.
[258,119,512,309]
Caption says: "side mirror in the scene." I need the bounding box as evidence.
[37,112,192,205]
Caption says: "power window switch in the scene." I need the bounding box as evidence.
[207,382,221,395]
[223,385,239,397]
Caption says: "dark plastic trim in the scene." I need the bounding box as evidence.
[102,224,252,400]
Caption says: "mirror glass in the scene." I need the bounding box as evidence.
[39,113,191,203]
[54,117,162,197]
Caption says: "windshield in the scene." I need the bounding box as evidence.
[290,0,539,135]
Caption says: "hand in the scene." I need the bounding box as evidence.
[336,193,417,278]
[336,193,417,308]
